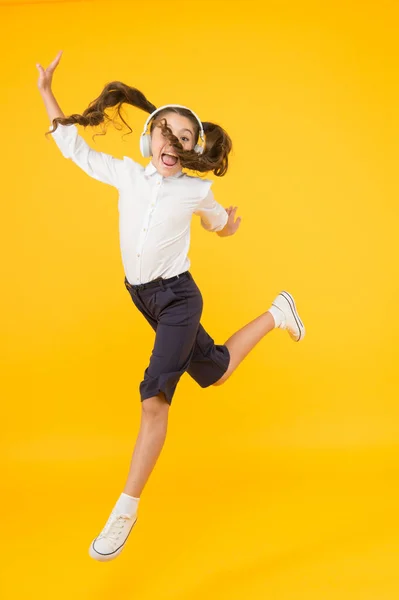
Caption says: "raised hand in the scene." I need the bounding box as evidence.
[36,50,63,93]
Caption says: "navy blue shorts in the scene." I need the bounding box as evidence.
[124,270,230,405]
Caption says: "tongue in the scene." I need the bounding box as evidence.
[162,154,178,166]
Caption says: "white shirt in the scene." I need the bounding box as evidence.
[50,123,228,284]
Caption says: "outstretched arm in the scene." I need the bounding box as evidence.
[37,51,126,188]
[37,50,65,123]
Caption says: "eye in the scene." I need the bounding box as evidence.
[181,136,190,143]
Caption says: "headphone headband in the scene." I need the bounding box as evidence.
[141,104,205,145]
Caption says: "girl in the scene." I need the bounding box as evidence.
[37,50,305,563]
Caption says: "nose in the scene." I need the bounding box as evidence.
[165,146,177,156]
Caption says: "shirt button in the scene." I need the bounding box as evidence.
[143,228,146,231]
[157,181,161,186]
[137,253,140,257]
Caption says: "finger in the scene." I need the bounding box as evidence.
[48,50,63,71]
[52,50,63,64]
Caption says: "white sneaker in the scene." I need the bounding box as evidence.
[271,291,305,342]
[89,509,138,562]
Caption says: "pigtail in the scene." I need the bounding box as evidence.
[45,81,156,139]
[201,121,232,177]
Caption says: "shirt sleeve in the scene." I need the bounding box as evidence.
[49,123,126,189]
[193,188,228,232]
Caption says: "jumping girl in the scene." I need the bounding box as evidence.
[37,50,305,562]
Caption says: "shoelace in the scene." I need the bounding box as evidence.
[97,512,133,542]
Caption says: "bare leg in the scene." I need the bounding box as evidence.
[213,310,276,386]
[121,312,275,495]
[122,393,170,498]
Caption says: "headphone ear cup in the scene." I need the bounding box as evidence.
[140,134,152,157]
[194,144,204,155]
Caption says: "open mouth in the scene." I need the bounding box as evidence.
[161,153,178,168]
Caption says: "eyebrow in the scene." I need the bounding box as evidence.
[179,128,194,136]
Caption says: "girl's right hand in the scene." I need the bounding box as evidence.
[36,50,63,93]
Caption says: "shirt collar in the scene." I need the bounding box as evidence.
[144,160,183,180]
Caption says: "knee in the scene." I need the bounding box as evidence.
[141,393,170,419]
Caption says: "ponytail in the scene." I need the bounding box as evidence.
[45,81,156,140]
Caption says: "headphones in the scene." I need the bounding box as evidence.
[139,104,205,158]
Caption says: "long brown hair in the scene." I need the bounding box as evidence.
[45,81,232,177]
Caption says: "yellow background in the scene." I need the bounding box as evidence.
[1,0,398,598]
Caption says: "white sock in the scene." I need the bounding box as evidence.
[268,304,285,329]
[114,492,140,517]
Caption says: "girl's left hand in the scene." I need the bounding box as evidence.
[217,206,242,237]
